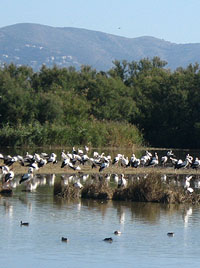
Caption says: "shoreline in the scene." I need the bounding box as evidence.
[4,161,200,175]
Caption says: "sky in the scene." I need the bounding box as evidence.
[0,0,200,44]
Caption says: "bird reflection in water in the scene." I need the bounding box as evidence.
[61,175,69,186]
[18,196,32,211]
[25,179,39,192]
[39,175,47,186]
[120,211,126,224]
[81,174,89,183]
[77,201,82,212]
[47,174,55,186]
[9,179,18,189]
[194,175,200,189]
[3,200,13,217]
[183,207,193,228]
[69,175,76,183]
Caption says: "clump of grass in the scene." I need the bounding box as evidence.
[81,180,114,200]
[54,172,200,204]
[112,172,197,203]
[111,172,167,202]
[54,182,81,199]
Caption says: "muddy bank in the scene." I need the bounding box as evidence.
[2,161,200,175]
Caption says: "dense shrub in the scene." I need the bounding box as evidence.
[0,58,200,148]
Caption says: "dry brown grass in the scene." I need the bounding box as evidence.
[112,173,185,203]
[54,172,200,204]
[54,182,81,199]
[81,181,113,200]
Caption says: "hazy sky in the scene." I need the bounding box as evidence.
[0,0,199,44]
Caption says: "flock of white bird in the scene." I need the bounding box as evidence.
[0,146,199,193]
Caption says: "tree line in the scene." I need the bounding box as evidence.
[0,57,199,148]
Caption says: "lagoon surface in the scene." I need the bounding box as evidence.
[1,174,200,268]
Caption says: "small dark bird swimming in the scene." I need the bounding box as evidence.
[167,232,174,237]
[61,237,68,242]
[20,221,29,226]
[103,237,113,242]
[114,230,121,235]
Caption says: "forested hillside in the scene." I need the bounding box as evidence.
[1,23,200,71]
[0,57,200,148]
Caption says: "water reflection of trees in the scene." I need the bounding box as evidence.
[53,196,184,225]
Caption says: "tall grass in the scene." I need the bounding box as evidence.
[54,173,200,204]
[0,120,143,147]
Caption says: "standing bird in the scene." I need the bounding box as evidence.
[19,167,34,184]
[4,170,14,183]
[161,156,168,167]
[167,150,175,158]
[129,154,136,167]
[47,153,57,164]
[140,151,152,166]
[0,165,10,175]
[147,153,159,167]
[81,154,90,165]
[77,148,84,155]
[61,157,71,168]
[175,155,192,169]
[131,157,140,168]
[169,157,178,167]
[84,145,89,154]
[72,146,77,155]
[93,151,99,158]
[29,161,39,171]
[3,156,18,167]
[24,152,34,163]
[118,174,127,188]
[38,158,47,168]
[191,157,200,170]
[121,155,129,168]
[40,152,49,159]
[61,150,68,160]
[61,157,81,171]
[112,154,122,165]
[99,159,110,172]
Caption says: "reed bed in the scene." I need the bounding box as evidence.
[81,181,113,200]
[54,172,200,204]
[54,182,81,199]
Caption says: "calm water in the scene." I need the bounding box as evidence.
[1,174,200,268]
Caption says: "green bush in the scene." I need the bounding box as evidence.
[0,120,143,148]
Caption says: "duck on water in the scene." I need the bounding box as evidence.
[20,221,29,226]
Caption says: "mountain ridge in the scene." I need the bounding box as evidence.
[0,23,200,71]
